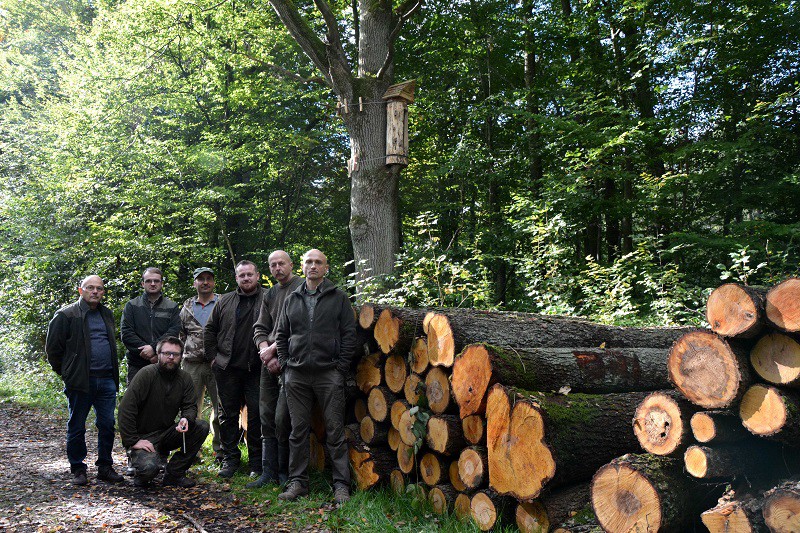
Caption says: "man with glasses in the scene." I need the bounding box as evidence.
[118,336,209,488]
[46,275,124,486]
[121,267,181,383]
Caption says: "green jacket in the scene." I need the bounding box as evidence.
[120,293,181,370]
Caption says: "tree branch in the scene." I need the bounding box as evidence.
[313,0,349,68]
[268,0,333,85]
[237,50,326,84]
[376,0,423,80]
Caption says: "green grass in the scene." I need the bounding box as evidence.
[0,358,66,410]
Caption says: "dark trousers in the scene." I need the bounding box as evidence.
[284,367,350,489]
[129,419,210,483]
[65,376,117,473]
[214,366,261,469]
[259,368,290,444]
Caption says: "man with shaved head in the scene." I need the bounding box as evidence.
[249,250,303,487]
[46,275,123,486]
[275,249,356,504]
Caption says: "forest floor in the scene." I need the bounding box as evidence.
[0,400,329,532]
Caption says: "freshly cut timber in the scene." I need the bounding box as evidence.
[348,442,395,490]
[486,384,648,500]
[426,414,465,455]
[373,308,428,354]
[384,353,408,393]
[668,330,752,408]
[706,283,765,338]
[425,367,454,414]
[387,426,401,451]
[428,484,457,515]
[690,410,749,443]
[763,479,800,533]
[449,460,467,492]
[740,384,800,444]
[458,446,488,491]
[356,352,382,394]
[591,453,714,533]
[389,468,406,495]
[633,390,699,456]
[397,408,417,446]
[396,441,415,474]
[462,414,485,445]
[684,443,779,479]
[423,308,691,379]
[357,303,379,330]
[766,278,800,332]
[404,373,423,405]
[470,489,510,531]
[701,489,768,533]
[515,482,590,533]
[411,337,429,374]
[359,416,388,445]
[454,493,472,520]
[420,452,447,486]
[750,332,800,387]
[367,385,396,423]
[390,399,410,430]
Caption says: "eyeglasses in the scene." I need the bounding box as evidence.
[83,286,105,292]
[159,351,181,359]
[143,279,163,284]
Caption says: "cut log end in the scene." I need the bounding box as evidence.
[420,452,446,486]
[633,392,686,455]
[683,446,709,478]
[454,493,472,521]
[358,304,376,330]
[389,469,405,495]
[764,488,800,533]
[449,460,467,492]
[516,502,549,533]
[384,354,408,394]
[591,461,662,533]
[452,344,492,418]
[426,366,452,414]
[766,278,800,332]
[701,500,760,533]
[349,447,380,490]
[411,337,429,374]
[750,332,800,386]
[706,283,763,337]
[428,484,456,515]
[356,352,382,394]
[427,314,455,367]
[458,446,488,491]
[690,412,716,443]
[740,384,788,437]
[463,414,485,445]
[404,373,423,406]
[375,309,401,354]
[470,491,501,531]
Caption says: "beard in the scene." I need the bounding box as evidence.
[157,360,180,378]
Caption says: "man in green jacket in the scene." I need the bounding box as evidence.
[118,336,209,488]
[46,275,124,486]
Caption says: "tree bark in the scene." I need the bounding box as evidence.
[706,283,766,338]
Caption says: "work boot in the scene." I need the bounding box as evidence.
[218,460,239,479]
[246,438,279,489]
[72,470,88,486]
[163,473,197,488]
[278,481,308,501]
[97,465,124,483]
[333,484,350,504]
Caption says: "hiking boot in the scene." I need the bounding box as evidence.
[246,470,277,489]
[133,477,150,488]
[72,470,88,486]
[333,485,350,504]
[163,474,197,488]
[218,461,239,479]
[278,481,308,501]
[97,466,124,483]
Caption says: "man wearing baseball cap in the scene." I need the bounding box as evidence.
[179,267,221,460]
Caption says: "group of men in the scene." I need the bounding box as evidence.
[45,249,356,503]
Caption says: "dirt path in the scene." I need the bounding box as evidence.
[0,401,308,532]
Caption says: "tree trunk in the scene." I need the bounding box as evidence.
[428,484,457,515]
[763,479,800,533]
[750,332,800,387]
[706,283,766,338]
[690,410,749,444]
[426,414,465,455]
[668,330,753,408]
[633,390,699,456]
[766,278,800,332]
[684,443,784,480]
[458,445,488,491]
[740,384,800,444]
[486,384,649,500]
[516,482,590,533]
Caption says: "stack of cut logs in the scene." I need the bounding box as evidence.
[335,278,800,532]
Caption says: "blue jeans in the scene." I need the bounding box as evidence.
[65,376,117,473]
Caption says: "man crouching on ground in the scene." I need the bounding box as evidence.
[118,336,209,488]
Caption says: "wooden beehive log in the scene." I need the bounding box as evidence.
[763,479,800,533]
[387,426,401,451]
[706,283,766,338]
[701,488,768,533]
[367,385,396,423]
[454,493,472,521]
[470,489,511,531]
[740,384,800,444]
[373,307,428,355]
[410,337,429,374]
[750,332,800,387]
[766,278,800,333]
[425,366,454,414]
[426,414,465,455]
[404,373,423,405]
[390,399,409,430]
[632,390,699,456]
[486,384,649,501]
[515,482,590,533]
[397,408,417,446]
[591,453,716,533]
[690,410,749,443]
[348,441,395,490]
[396,441,415,475]
[684,442,782,480]
[389,468,406,495]
[356,352,382,394]
[420,452,447,486]
[428,484,457,515]
[353,397,367,423]
[458,445,488,491]
[668,330,753,408]
[449,460,467,492]
[462,414,485,445]
[384,353,408,394]
[359,415,389,445]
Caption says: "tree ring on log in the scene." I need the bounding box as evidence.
[591,461,661,532]
[706,283,763,337]
[750,333,800,386]
[683,446,708,478]
[740,384,787,436]
[633,392,685,455]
